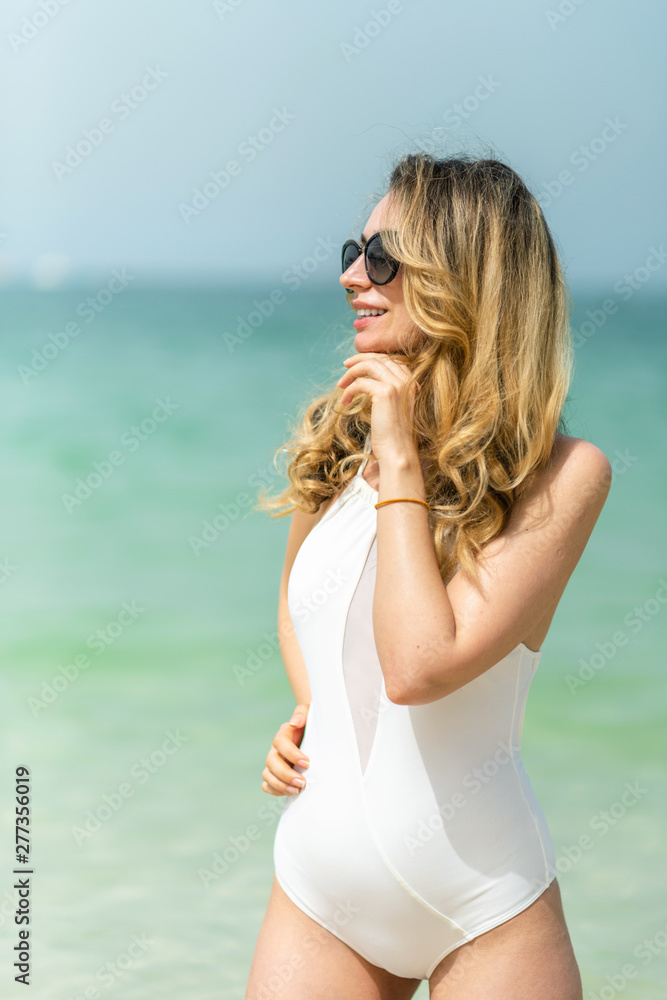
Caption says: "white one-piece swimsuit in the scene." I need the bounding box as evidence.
[272,434,557,980]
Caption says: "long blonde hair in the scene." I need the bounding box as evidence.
[255,151,574,591]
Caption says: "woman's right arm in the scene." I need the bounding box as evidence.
[277,505,327,707]
[261,504,328,797]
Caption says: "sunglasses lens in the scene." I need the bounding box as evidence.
[366,234,396,284]
[341,233,398,284]
[342,242,361,274]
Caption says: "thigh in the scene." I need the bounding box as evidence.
[429,880,583,1000]
[245,874,422,1000]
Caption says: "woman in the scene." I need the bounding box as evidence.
[246,152,611,999]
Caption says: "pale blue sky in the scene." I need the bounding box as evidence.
[1,0,665,293]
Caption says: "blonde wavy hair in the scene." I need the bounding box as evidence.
[255,151,574,592]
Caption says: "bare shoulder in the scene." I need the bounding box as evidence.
[440,432,614,678]
[551,431,610,468]
[508,432,612,550]
[547,432,613,509]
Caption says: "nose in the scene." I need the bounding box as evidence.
[339,252,370,292]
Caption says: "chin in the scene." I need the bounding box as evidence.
[354,331,402,354]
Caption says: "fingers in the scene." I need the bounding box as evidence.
[275,723,310,763]
[287,703,310,728]
[261,746,307,797]
[260,711,311,797]
[337,357,410,399]
[342,354,412,379]
[339,376,389,405]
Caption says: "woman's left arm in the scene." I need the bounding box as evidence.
[373,443,611,704]
[338,352,613,705]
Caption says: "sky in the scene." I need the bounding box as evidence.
[0,0,665,294]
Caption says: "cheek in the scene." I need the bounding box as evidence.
[384,299,405,322]
[391,305,417,334]
[392,308,425,351]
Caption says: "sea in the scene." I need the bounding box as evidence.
[0,282,665,999]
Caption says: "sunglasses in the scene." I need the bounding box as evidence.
[341,231,400,286]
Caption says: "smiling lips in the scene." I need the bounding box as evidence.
[353,308,387,329]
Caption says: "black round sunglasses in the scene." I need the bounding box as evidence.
[341,231,400,286]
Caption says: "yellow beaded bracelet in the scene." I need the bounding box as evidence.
[374,497,430,510]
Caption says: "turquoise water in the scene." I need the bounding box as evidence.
[0,284,665,998]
